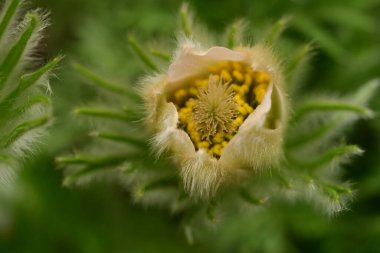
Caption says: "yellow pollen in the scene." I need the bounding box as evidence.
[170,61,271,158]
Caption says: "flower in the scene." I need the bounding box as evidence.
[142,40,288,198]
[57,3,377,218]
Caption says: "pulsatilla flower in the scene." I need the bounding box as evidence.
[58,3,378,217]
[143,42,288,198]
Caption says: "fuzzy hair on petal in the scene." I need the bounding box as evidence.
[180,151,223,198]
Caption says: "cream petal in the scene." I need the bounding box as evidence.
[169,130,223,198]
[170,130,196,162]
[221,82,286,173]
[140,75,168,128]
[219,45,287,175]
[180,150,222,198]
[156,102,178,131]
[168,46,247,83]
[236,44,281,76]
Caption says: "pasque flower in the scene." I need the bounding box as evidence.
[143,41,288,198]
[59,2,377,217]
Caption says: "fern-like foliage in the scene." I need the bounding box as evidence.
[57,3,378,243]
[0,0,60,191]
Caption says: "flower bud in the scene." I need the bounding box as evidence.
[142,41,288,198]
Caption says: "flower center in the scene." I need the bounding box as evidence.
[193,75,238,141]
[170,61,271,158]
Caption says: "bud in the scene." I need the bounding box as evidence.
[142,41,288,198]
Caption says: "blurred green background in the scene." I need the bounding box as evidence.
[1,0,380,252]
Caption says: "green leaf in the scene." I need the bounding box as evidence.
[72,62,141,101]
[0,56,60,113]
[74,106,139,122]
[288,145,363,169]
[226,19,244,49]
[318,181,352,208]
[179,3,192,38]
[322,183,352,195]
[0,0,21,40]
[316,6,374,33]
[56,154,129,166]
[293,15,345,61]
[12,95,50,115]
[90,131,146,148]
[263,16,291,45]
[240,189,266,205]
[145,177,177,191]
[286,122,336,149]
[286,43,314,91]
[0,13,38,88]
[58,154,140,184]
[184,225,194,245]
[150,48,171,61]
[293,99,373,122]
[351,79,379,105]
[18,56,61,92]
[0,116,49,148]
[127,35,158,72]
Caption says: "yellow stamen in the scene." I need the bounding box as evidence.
[169,61,270,158]
[174,88,187,105]
[232,70,244,82]
[221,69,232,81]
